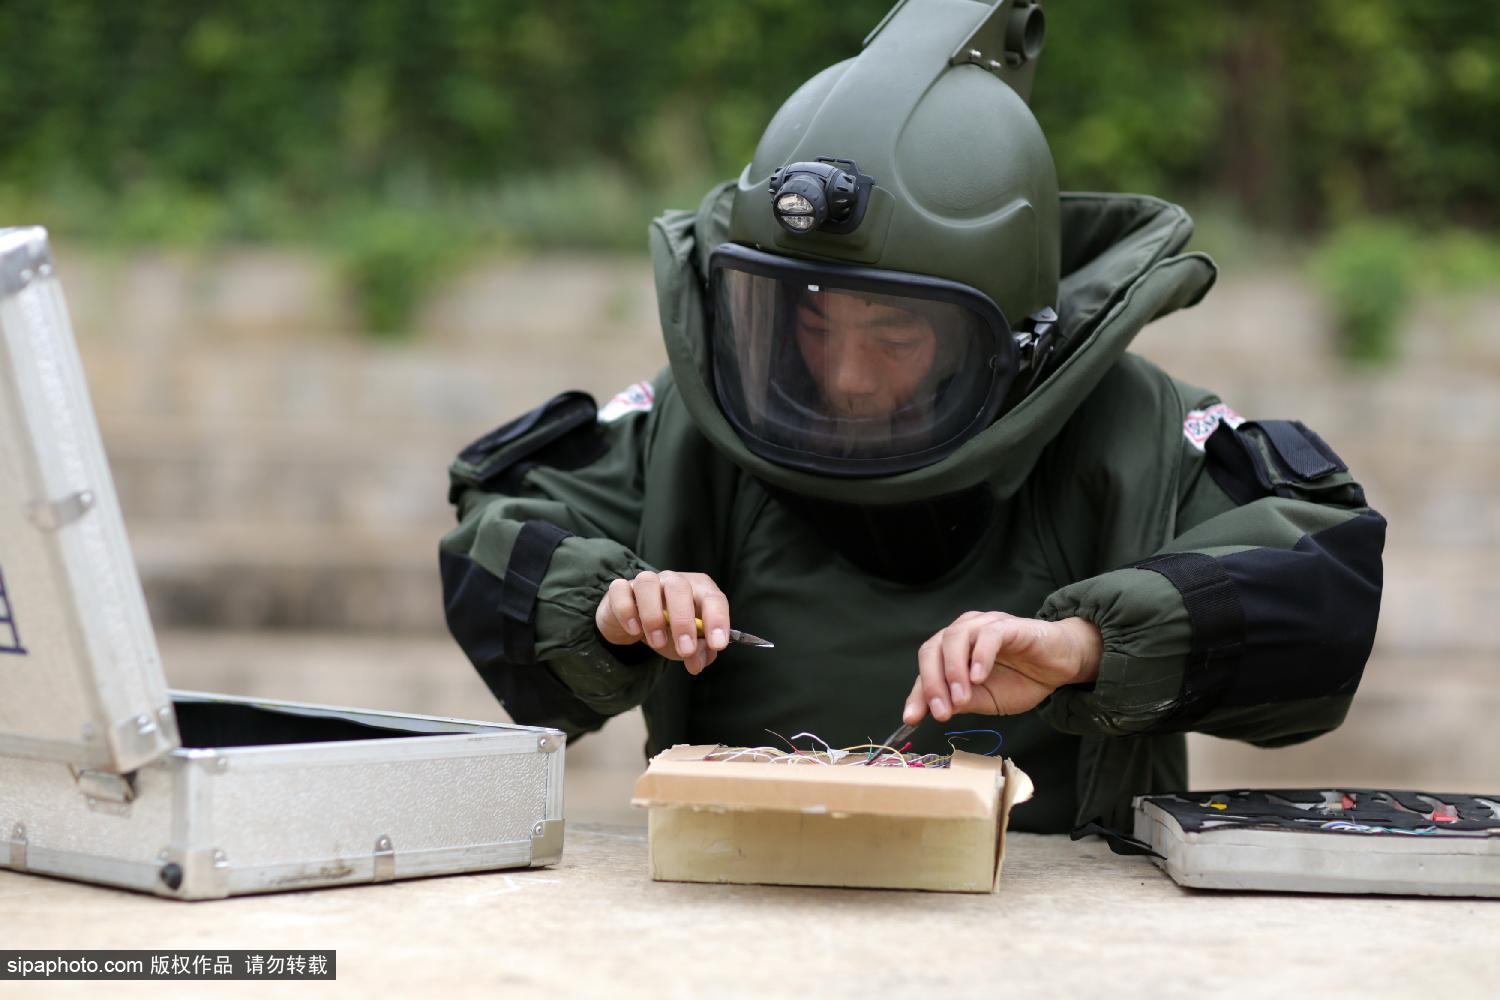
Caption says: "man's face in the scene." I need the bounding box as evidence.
[795,289,939,419]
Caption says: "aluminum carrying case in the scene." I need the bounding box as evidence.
[0,227,564,899]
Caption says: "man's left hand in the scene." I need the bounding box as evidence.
[903,612,1103,725]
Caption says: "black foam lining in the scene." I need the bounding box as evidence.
[172,699,444,748]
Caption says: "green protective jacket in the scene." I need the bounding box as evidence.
[439,187,1386,833]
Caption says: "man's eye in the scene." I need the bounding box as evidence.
[880,339,920,353]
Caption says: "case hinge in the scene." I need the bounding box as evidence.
[373,836,396,881]
[8,823,26,870]
[25,490,96,531]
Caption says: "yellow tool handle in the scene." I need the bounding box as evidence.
[661,609,771,648]
[660,609,705,635]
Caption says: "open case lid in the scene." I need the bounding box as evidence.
[0,227,179,773]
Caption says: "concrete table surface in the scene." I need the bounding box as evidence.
[1,824,1494,999]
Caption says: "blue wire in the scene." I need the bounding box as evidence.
[944,728,1004,756]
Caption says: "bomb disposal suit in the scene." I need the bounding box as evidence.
[439,0,1385,832]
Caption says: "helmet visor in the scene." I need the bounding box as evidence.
[708,243,1016,476]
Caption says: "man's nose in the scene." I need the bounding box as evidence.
[829,339,879,396]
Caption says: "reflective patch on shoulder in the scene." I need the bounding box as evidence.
[598,381,655,423]
[1183,402,1245,450]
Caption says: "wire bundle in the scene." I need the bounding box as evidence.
[701,729,1003,769]
[702,745,951,768]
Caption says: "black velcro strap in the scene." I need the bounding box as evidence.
[1133,552,1246,719]
[499,520,573,665]
[459,392,596,467]
[1204,422,1273,505]
[1070,820,1164,860]
[1254,419,1346,480]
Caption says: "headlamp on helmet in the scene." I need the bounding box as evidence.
[768,158,875,237]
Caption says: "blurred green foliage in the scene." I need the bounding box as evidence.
[1,0,1495,337]
[4,0,1496,231]
[1310,223,1414,363]
[333,204,464,337]
[1311,222,1500,363]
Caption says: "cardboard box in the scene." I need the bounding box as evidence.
[631,744,1033,893]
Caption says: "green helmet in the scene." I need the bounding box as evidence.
[708,0,1060,478]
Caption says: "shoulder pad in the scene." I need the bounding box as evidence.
[1205,418,1363,508]
[448,391,606,503]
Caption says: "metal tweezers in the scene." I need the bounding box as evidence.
[865,722,917,764]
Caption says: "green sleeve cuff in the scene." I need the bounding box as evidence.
[1035,567,1193,736]
[533,536,664,713]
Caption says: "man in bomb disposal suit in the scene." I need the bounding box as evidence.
[439,0,1385,833]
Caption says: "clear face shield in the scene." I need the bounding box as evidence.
[708,243,1022,477]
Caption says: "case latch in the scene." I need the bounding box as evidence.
[72,766,136,804]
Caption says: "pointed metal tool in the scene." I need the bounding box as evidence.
[664,610,774,649]
[725,626,774,649]
[865,722,917,765]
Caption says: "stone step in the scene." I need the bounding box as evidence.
[120,507,1500,661]
[100,423,1499,547]
[54,247,1500,372]
[103,421,469,529]
[89,352,1497,521]
[1134,272,1500,380]
[55,248,665,350]
[82,343,666,430]
[77,335,1496,437]
[129,523,447,631]
[1189,650,1500,794]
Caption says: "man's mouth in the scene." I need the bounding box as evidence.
[828,399,890,419]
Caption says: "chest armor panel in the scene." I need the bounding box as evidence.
[686,481,1081,832]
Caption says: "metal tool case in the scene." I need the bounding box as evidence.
[0,227,564,899]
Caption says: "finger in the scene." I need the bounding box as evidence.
[606,579,641,640]
[970,621,1007,684]
[630,572,670,655]
[660,572,700,660]
[917,634,952,722]
[693,579,732,652]
[903,675,928,727]
[683,642,720,675]
[941,619,977,709]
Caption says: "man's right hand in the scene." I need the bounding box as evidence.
[595,570,731,674]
